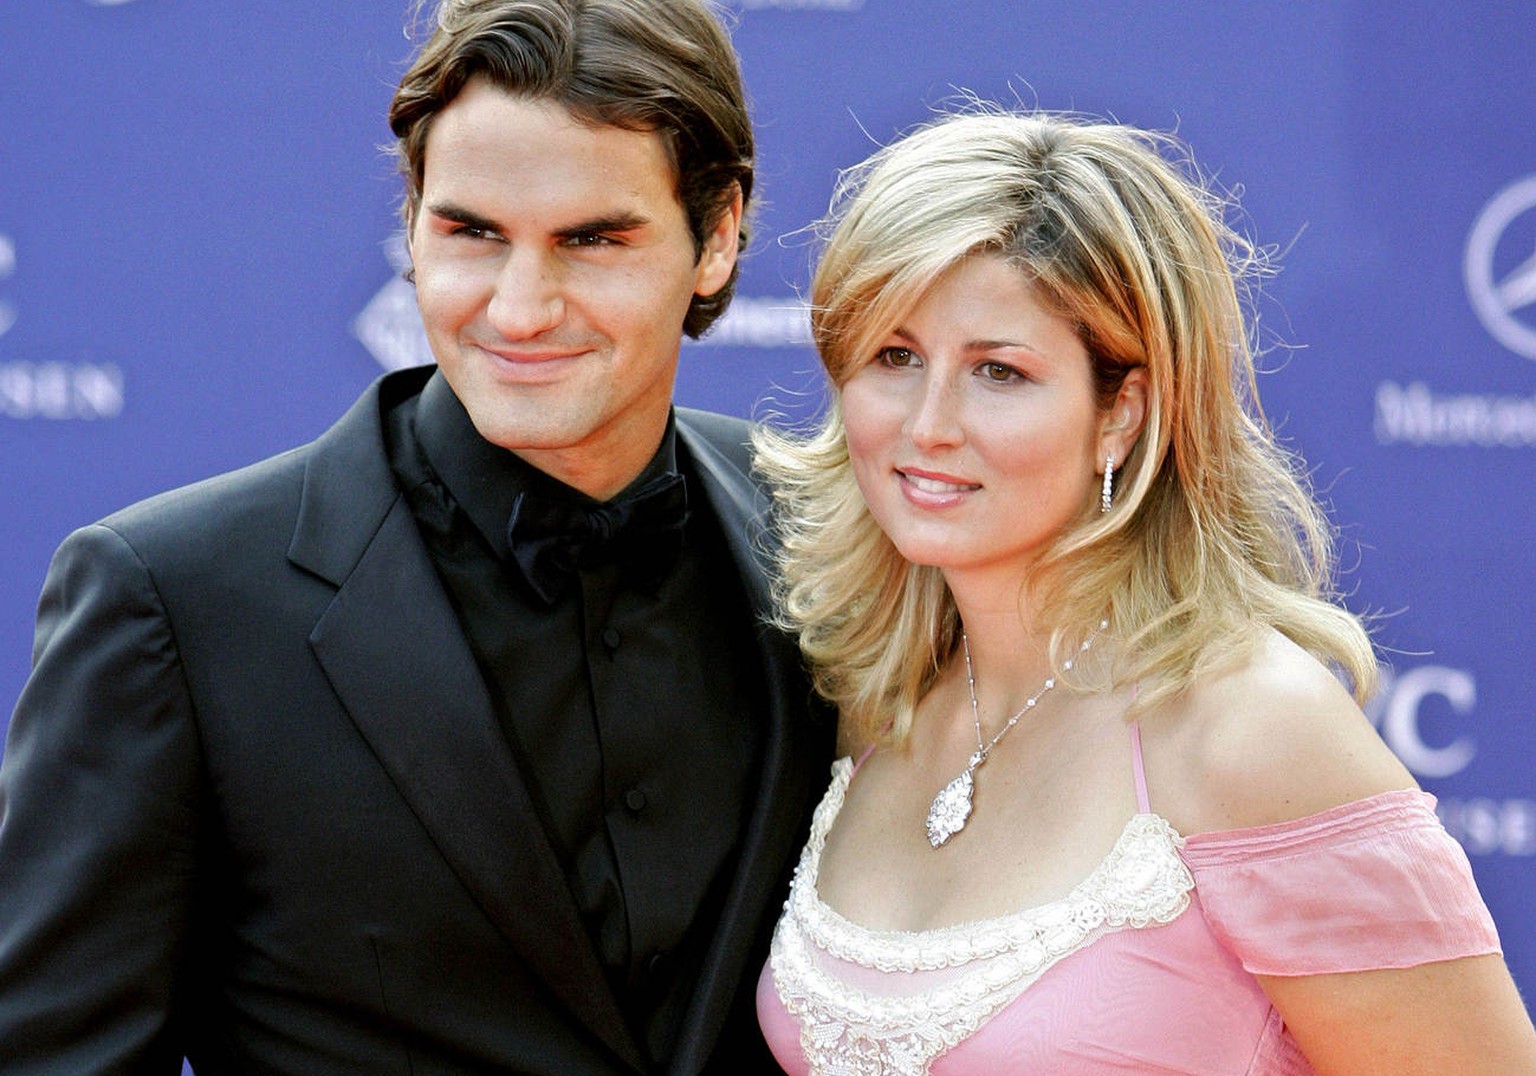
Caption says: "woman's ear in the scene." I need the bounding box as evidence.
[1098,366,1149,469]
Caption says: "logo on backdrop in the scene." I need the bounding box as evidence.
[1368,662,1535,856]
[1465,175,1536,362]
[0,232,125,421]
[1368,664,1477,779]
[0,234,16,340]
[1374,176,1536,447]
[353,236,430,372]
[686,296,811,349]
[1373,380,1536,446]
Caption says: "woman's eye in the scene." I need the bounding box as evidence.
[876,347,919,368]
[979,361,1023,383]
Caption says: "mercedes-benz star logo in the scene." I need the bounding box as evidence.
[1464,175,1536,361]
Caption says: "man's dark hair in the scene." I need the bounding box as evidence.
[391,0,754,337]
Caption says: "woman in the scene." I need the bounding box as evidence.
[754,110,1536,1073]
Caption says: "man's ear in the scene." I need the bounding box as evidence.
[403,207,419,283]
[693,185,744,298]
[1098,366,1149,469]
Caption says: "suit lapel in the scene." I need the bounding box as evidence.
[672,414,829,1073]
[294,371,645,1072]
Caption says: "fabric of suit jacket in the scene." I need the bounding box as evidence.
[0,366,831,1075]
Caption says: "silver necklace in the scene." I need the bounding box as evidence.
[925,620,1107,848]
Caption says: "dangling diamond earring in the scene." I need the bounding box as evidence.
[1101,454,1115,514]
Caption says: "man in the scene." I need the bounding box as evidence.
[0,1,829,1072]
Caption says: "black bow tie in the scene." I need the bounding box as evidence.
[506,472,690,605]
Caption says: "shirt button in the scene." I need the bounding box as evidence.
[647,950,672,980]
[623,787,647,813]
[601,627,622,649]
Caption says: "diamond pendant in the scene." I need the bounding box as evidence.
[925,761,978,848]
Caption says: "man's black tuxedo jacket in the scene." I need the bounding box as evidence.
[0,367,830,1074]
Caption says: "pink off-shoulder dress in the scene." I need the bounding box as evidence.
[758,725,1499,1074]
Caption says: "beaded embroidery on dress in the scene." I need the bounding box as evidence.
[769,757,1195,1076]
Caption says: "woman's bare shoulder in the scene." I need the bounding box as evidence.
[1142,627,1415,834]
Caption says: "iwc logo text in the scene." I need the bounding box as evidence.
[1368,664,1535,856]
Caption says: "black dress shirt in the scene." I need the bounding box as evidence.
[384,372,765,1068]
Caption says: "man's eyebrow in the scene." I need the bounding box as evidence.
[554,212,651,239]
[421,202,652,239]
[423,201,499,232]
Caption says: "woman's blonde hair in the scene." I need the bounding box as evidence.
[755,109,1376,744]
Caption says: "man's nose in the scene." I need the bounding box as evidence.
[487,247,564,338]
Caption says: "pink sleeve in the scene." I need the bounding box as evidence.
[1180,789,1500,976]
[756,961,809,1074]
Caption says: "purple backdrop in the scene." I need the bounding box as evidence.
[4,0,1534,1018]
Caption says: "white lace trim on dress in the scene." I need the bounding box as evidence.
[770,757,1195,1076]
